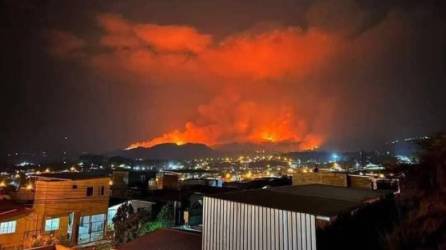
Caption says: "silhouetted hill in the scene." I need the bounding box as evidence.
[112,141,316,160]
[113,143,215,160]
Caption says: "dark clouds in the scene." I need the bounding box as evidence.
[1,0,445,156]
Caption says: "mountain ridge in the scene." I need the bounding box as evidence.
[111,143,215,160]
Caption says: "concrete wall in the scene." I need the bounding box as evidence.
[348,175,373,189]
[111,171,128,198]
[292,172,348,187]
[293,172,374,190]
[202,197,316,250]
[157,174,179,190]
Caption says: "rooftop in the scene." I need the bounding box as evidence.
[118,228,201,250]
[0,200,32,221]
[207,184,391,217]
[32,172,109,181]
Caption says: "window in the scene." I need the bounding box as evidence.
[107,208,117,226]
[86,187,93,196]
[0,221,16,234]
[78,214,105,244]
[90,214,105,241]
[78,216,90,244]
[45,218,60,231]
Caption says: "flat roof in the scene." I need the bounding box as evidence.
[0,200,32,221]
[118,228,201,250]
[109,198,156,207]
[207,184,391,217]
[32,172,109,181]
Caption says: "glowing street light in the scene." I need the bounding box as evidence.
[245,171,252,179]
[331,153,339,162]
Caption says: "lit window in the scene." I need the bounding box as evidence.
[45,218,60,231]
[79,213,105,244]
[0,221,16,234]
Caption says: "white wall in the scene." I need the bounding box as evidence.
[202,197,316,250]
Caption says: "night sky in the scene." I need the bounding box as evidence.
[1,0,445,157]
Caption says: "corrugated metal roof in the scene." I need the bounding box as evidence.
[207,184,391,217]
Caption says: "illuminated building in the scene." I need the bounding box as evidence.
[31,173,111,246]
[0,173,111,249]
[0,200,32,249]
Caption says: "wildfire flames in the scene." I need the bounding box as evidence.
[127,93,327,151]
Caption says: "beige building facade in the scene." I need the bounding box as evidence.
[0,173,111,249]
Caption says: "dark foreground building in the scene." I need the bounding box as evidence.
[118,228,201,250]
[202,184,391,250]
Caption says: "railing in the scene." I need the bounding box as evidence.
[22,230,70,249]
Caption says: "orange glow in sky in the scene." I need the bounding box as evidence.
[85,14,337,151]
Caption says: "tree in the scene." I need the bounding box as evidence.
[386,133,446,250]
[138,202,175,235]
[112,202,150,245]
[414,134,446,193]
